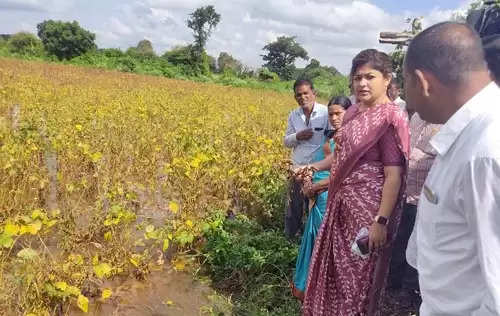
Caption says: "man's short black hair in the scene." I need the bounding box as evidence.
[405,22,487,85]
[390,81,400,89]
[293,78,315,93]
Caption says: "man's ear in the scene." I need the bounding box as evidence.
[415,69,430,97]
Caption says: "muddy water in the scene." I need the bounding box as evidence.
[68,267,219,316]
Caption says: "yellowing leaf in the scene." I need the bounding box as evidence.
[55,281,68,291]
[0,234,14,248]
[77,294,89,313]
[162,238,169,252]
[27,220,42,235]
[185,220,194,228]
[174,259,185,271]
[75,124,83,131]
[129,254,142,267]
[45,219,58,228]
[31,209,44,220]
[4,223,19,236]
[17,248,38,260]
[92,254,99,265]
[104,231,112,241]
[71,273,84,280]
[66,285,81,296]
[101,288,112,300]
[168,201,179,214]
[93,263,112,279]
[145,225,155,233]
[90,152,102,163]
[20,215,32,224]
[129,257,139,267]
[165,300,174,306]
[69,253,84,265]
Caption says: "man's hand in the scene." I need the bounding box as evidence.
[296,128,313,141]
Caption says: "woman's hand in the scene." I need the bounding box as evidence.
[368,222,387,252]
[293,165,316,182]
[302,181,316,198]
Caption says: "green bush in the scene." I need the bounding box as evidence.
[116,56,137,72]
[203,215,300,315]
[7,32,44,56]
[258,68,280,82]
[37,20,97,60]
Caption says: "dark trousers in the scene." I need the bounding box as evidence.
[284,178,307,239]
[388,202,419,290]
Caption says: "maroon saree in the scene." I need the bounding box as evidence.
[302,103,410,316]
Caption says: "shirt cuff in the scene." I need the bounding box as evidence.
[285,133,298,147]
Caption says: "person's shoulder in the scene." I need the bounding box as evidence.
[467,108,500,157]
[385,102,407,119]
[288,107,300,117]
[316,103,328,112]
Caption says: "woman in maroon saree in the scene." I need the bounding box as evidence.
[301,49,410,316]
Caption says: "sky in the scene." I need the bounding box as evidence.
[0,0,474,74]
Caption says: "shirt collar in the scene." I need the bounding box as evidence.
[298,102,318,116]
[430,82,499,156]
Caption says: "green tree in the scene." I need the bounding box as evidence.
[258,68,279,82]
[207,54,217,73]
[391,45,405,87]
[217,52,242,74]
[261,36,309,80]
[162,45,211,75]
[37,20,97,60]
[7,32,43,56]
[163,45,194,65]
[134,39,155,56]
[187,6,221,57]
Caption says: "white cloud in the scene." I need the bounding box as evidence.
[0,0,465,74]
[0,0,74,12]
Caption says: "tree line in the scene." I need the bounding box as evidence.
[1,5,341,82]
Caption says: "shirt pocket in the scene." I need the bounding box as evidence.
[418,184,440,245]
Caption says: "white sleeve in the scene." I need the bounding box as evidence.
[463,158,500,315]
[284,113,298,148]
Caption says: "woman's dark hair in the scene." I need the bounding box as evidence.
[327,96,352,110]
[350,49,393,79]
[325,96,352,138]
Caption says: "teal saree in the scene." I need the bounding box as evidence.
[293,137,335,291]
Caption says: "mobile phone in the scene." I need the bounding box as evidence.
[314,127,324,131]
[356,235,370,255]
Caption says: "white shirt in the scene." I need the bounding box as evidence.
[395,96,407,111]
[284,102,328,166]
[407,82,500,316]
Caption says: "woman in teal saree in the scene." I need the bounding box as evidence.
[291,96,353,300]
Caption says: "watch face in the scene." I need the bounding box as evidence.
[376,216,388,225]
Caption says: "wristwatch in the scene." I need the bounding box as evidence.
[374,215,388,226]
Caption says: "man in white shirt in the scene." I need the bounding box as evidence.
[284,78,328,238]
[388,81,407,111]
[404,22,500,316]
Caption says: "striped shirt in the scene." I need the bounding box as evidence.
[406,113,441,205]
